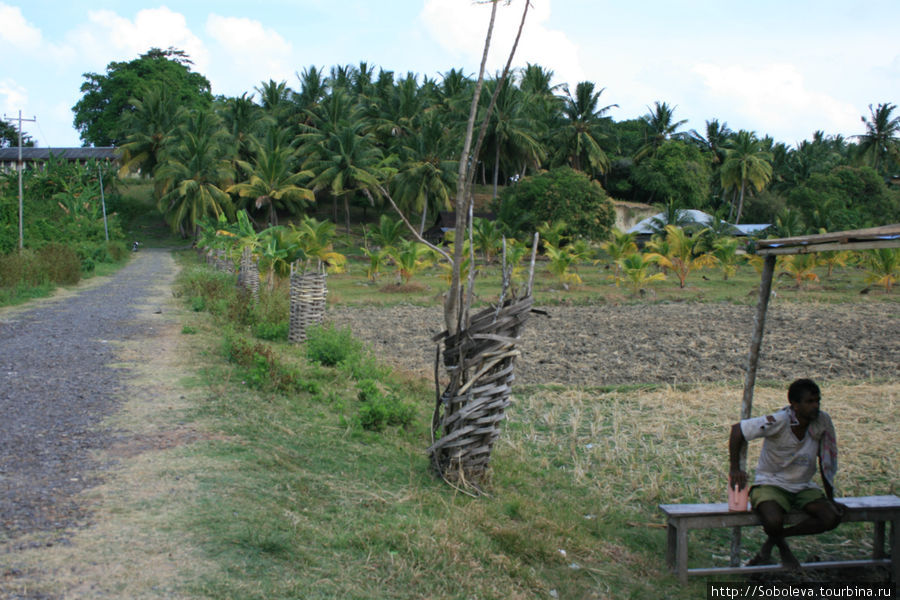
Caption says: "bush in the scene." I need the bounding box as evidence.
[495,167,615,241]
[37,243,81,285]
[355,378,415,431]
[306,323,363,367]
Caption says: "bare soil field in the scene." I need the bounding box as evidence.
[327,301,900,386]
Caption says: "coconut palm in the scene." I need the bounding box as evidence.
[390,239,433,285]
[555,81,616,176]
[299,113,388,234]
[863,248,899,292]
[544,239,593,290]
[390,113,457,233]
[856,102,900,175]
[781,254,820,288]
[720,130,773,225]
[228,127,315,226]
[480,77,546,196]
[711,236,741,280]
[218,92,267,164]
[118,87,184,179]
[599,228,638,278]
[645,224,716,288]
[635,101,687,162]
[472,216,504,264]
[155,109,235,237]
[615,252,666,296]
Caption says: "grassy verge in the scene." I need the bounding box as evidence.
[166,252,897,598]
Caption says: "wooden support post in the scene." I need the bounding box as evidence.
[730,254,776,567]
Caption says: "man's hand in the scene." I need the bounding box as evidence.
[729,469,748,491]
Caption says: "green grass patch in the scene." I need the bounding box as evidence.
[162,250,897,598]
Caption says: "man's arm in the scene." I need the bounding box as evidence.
[729,423,748,490]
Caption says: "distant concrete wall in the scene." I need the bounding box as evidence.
[612,201,655,231]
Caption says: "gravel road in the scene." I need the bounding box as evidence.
[0,249,174,564]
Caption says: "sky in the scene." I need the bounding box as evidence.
[1,0,898,149]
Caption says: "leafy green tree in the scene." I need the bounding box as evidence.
[0,121,35,148]
[496,167,615,241]
[630,140,712,208]
[155,109,234,237]
[73,47,212,146]
[721,130,773,224]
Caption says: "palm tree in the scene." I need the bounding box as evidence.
[720,130,773,225]
[118,87,184,180]
[635,101,687,161]
[645,224,716,288]
[299,108,387,233]
[615,252,666,296]
[599,228,637,278]
[856,103,900,175]
[155,109,235,237]
[228,127,315,226]
[390,113,457,233]
[218,92,267,164]
[480,77,545,197]
[863,248,899,292]
[555,81,616,177]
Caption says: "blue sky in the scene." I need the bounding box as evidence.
[2,0,898,149]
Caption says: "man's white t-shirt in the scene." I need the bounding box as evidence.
[741,408,820,493]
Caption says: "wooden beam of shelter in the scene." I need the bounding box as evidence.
[755,224,900,256]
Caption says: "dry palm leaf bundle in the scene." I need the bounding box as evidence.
[288,262,327,343]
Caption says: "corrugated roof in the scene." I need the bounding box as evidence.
[0,147,119,161]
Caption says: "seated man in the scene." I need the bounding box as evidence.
[729,378,844,568]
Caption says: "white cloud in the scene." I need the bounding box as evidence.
[0,79,28,115]
[692,62,860,142]
[68,7,208,73]
[420,0,584,87]
[205,14,294,95]
[0,2,41,48]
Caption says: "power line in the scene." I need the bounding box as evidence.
[2,111,37,251]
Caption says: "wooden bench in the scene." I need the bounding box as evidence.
[659,495,900,584]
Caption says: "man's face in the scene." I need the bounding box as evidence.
[791,389,821,422]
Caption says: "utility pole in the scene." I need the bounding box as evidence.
[3,111,37,250]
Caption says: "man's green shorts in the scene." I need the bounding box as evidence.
[750,485,826,512]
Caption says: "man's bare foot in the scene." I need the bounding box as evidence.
[778,545,801,570]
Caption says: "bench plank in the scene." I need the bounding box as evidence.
[659,495,900,584]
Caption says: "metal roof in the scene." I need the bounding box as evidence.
[0,147,119,161]
[754,224,900,255]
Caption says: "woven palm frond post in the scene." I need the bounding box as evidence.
[288,262,327,344]
[428,237,537,492]
[237,247,259,301]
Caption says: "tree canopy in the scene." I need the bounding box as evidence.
[72,47,212,147]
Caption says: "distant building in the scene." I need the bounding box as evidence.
[626,209,770,243]
[0,147,119,172]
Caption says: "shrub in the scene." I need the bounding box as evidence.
[355,379,415,431]
[36,243,82,285]
[306,323,362,367]
[495,167,615,241]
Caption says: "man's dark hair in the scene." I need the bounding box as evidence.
[788,378,820,403]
